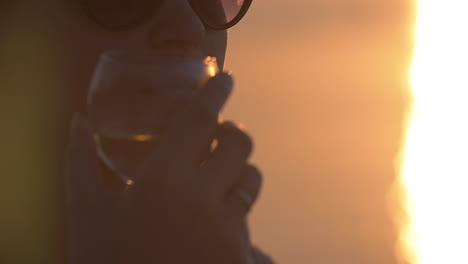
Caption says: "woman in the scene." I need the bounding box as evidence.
[1,0,274,263]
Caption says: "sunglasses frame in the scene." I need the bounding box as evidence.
[190,0,253,30]
[80,0,253,31]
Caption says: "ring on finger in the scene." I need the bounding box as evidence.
[237,190,254,212]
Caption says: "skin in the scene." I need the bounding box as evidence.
[44,0,227,112]
[2,0,273,263]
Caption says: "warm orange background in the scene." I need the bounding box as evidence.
[224,0,414,263]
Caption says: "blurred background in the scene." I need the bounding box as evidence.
[224,0,414,263]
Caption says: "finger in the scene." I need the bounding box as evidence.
[65,113,99,203]
[250,247,275,264]
[154,73,233,165]
[228,165,263,215]
[203,121,253,191]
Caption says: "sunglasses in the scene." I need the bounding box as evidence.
[80,0,253,31]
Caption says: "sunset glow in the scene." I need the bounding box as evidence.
[398,0,468,263]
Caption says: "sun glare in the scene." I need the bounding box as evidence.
[398,0,468,263]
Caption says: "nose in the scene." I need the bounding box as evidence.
[147,0,206,56]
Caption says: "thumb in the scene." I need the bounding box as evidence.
[65,113,100,204]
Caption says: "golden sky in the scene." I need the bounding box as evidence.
[226,0,414,263]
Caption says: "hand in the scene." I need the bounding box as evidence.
[66,73,269,264]
[249,247,275,264]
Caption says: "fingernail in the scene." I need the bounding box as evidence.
[220,121,247,132]
[218,115,224,123]
[221,121,237,130]
[237,123,246,131]
[217,121,236,137]
[218,72,233,93]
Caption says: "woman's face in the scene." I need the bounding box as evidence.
[15,0,228,111]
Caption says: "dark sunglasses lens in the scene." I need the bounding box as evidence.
[193,0,246,28]
[82,0,158,29]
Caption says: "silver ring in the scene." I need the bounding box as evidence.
[237,191,254,212]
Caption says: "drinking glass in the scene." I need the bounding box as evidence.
[87,51,219,186]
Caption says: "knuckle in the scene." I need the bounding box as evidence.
[236,129,254,155]
[243,165,263,197]
[219,125,254,157]
[190,101,218,125]
[249,165,263,186]
[248,167,263,196]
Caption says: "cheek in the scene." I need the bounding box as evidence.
[45,9,107,111]
[202,30,228,70]
[50,7,143,112]
[46,1,228,112]
[58,40,103,113]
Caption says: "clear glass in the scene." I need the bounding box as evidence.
[87,50,219,186]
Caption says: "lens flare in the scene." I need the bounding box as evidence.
[398,0,468,263]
